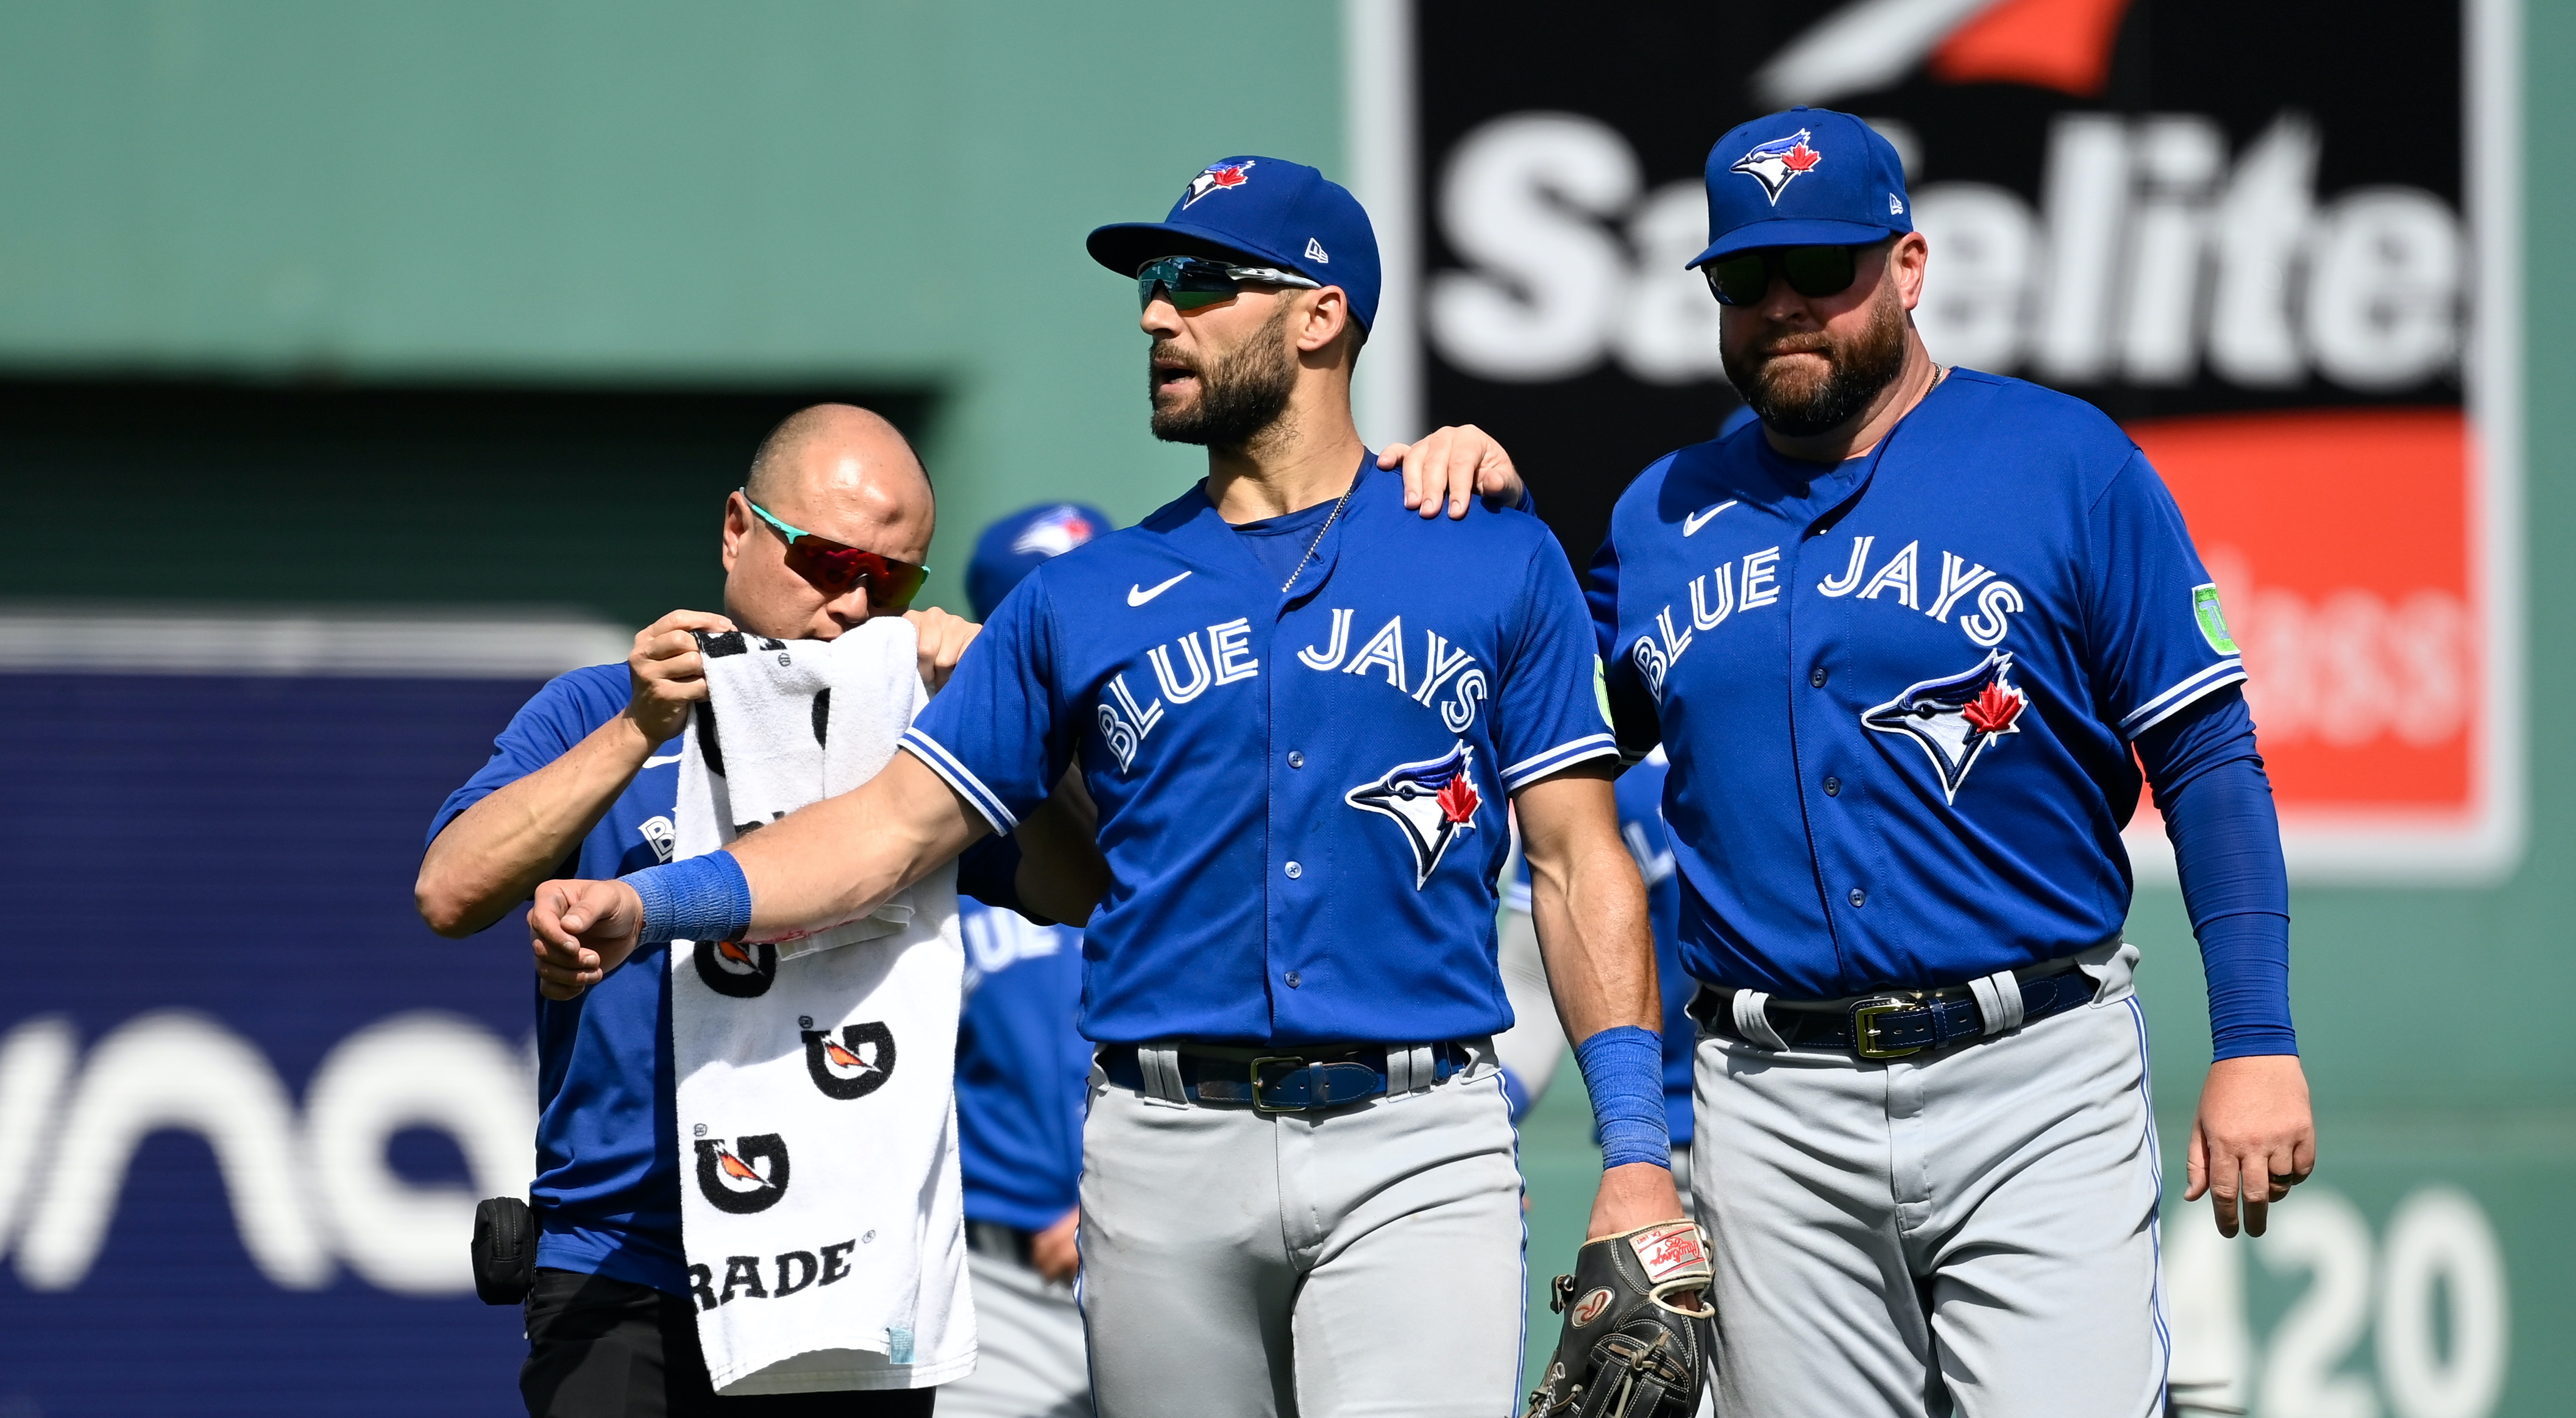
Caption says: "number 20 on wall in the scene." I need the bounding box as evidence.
[2166,1186,2510,1418]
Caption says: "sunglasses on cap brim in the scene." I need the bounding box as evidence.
[1135,255,1322,312]
[741,493,931,608]
[1700,244,1867,307]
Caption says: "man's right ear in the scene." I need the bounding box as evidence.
[720,491,751,572]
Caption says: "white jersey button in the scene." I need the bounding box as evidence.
[1288,750,1305,768]
[1285,860,1304,879]
[1285,971,1302,988]
[1848,888,1867,907]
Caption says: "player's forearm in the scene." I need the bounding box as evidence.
[416,711,659,937]
[1527,839,1661,1041]
[726,749,992,941]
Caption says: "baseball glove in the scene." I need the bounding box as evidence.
[1525,1219,1715,1418]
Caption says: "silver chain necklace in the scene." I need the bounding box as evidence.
[1279,475,1357,594]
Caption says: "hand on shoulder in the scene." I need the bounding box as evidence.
[1382,424,1527,519]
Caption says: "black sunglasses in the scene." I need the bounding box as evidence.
[1135,254,1321,313]
[1701,245,1865,307]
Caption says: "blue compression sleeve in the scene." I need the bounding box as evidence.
[628,851,753,945]
[1574,1026,1670,1170]
[2134,688,2296,1060]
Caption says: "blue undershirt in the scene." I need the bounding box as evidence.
[2131,686,2295,1059]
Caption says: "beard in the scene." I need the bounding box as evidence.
[1149,302,1298,448]
[1722,283,1911,438]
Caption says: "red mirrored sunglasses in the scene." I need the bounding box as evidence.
[742,492,931,608]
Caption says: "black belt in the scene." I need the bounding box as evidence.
[966,1220,1035,1267]
[1100,1041,1470,1111]
[1687,959,2098,1060]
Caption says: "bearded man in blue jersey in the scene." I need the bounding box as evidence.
[1485,109,2319,1418]
[526,157,1691,1418]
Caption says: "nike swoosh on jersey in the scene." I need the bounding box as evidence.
[1128,571,1191,606]
[1683,502,1740,536]
[643,754,684,769]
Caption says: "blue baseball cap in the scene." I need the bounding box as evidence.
[1689,107,1913,268]
[1087,156,1382,330]
[967,502,1114,620]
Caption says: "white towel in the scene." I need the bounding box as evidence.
[669,619,974,1395]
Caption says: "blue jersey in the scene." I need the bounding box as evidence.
[904,460,1618,1046]
[954,900,1089,1233]
[1506,749,1694,1144]
[429,666,690,1294]
[1592,372,2243,997]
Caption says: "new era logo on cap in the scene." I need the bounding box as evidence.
[1305,237,1330,263]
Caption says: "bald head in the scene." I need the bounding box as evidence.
[747,404,928,513]
[722,403,935,639]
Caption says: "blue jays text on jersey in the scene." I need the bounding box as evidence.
[1592,371,2243,999]
[904,461,1617,1047]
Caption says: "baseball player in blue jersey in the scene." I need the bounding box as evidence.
[943,504,1116,1418]
[1511,107,2316,1416]
[527,157,1693,1418]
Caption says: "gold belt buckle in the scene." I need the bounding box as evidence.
[1850,995,1925,1060]
[1249,1055,1308,1113]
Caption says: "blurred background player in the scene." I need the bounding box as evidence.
[942,503,1116,1418]
[417,405,1095,1418]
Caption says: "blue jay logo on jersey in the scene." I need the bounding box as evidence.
[1861,651,2029,803]
[1731,129,1823,205]
[1344,740,1483,888]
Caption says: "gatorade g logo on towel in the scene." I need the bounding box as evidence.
[693,938,777,998]
[802,1022,897,1100]
[695,1133,791,1214]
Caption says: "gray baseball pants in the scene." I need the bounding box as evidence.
[940,1249,1092,1418]
[1076,1044,1525,1418]
[1690,949,2168,1418]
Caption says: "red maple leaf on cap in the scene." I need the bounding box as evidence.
[1437,775,1480,825]
[1962,682,2024,734]
[1782,143,1821,173]
[1210,165,1249,188]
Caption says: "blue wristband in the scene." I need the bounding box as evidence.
[628,852,753,945]
[1574,1025,1671,1171]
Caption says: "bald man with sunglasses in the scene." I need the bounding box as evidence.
[418,404,1082,1418]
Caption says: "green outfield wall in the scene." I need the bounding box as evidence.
[0,4,2566,1414]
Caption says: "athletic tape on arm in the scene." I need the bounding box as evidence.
[628,851,754,946]
[1574,1025,1671,1170]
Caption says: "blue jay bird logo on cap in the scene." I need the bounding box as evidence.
[1731,129,1824,205]
[1345,741,1483,889]
[1861,651,2029,803]
[1183,159,1255,208]
[1009,504,1099,558]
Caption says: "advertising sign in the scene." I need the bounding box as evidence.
[1350,0,2520,880]
[0,610,623,1416]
